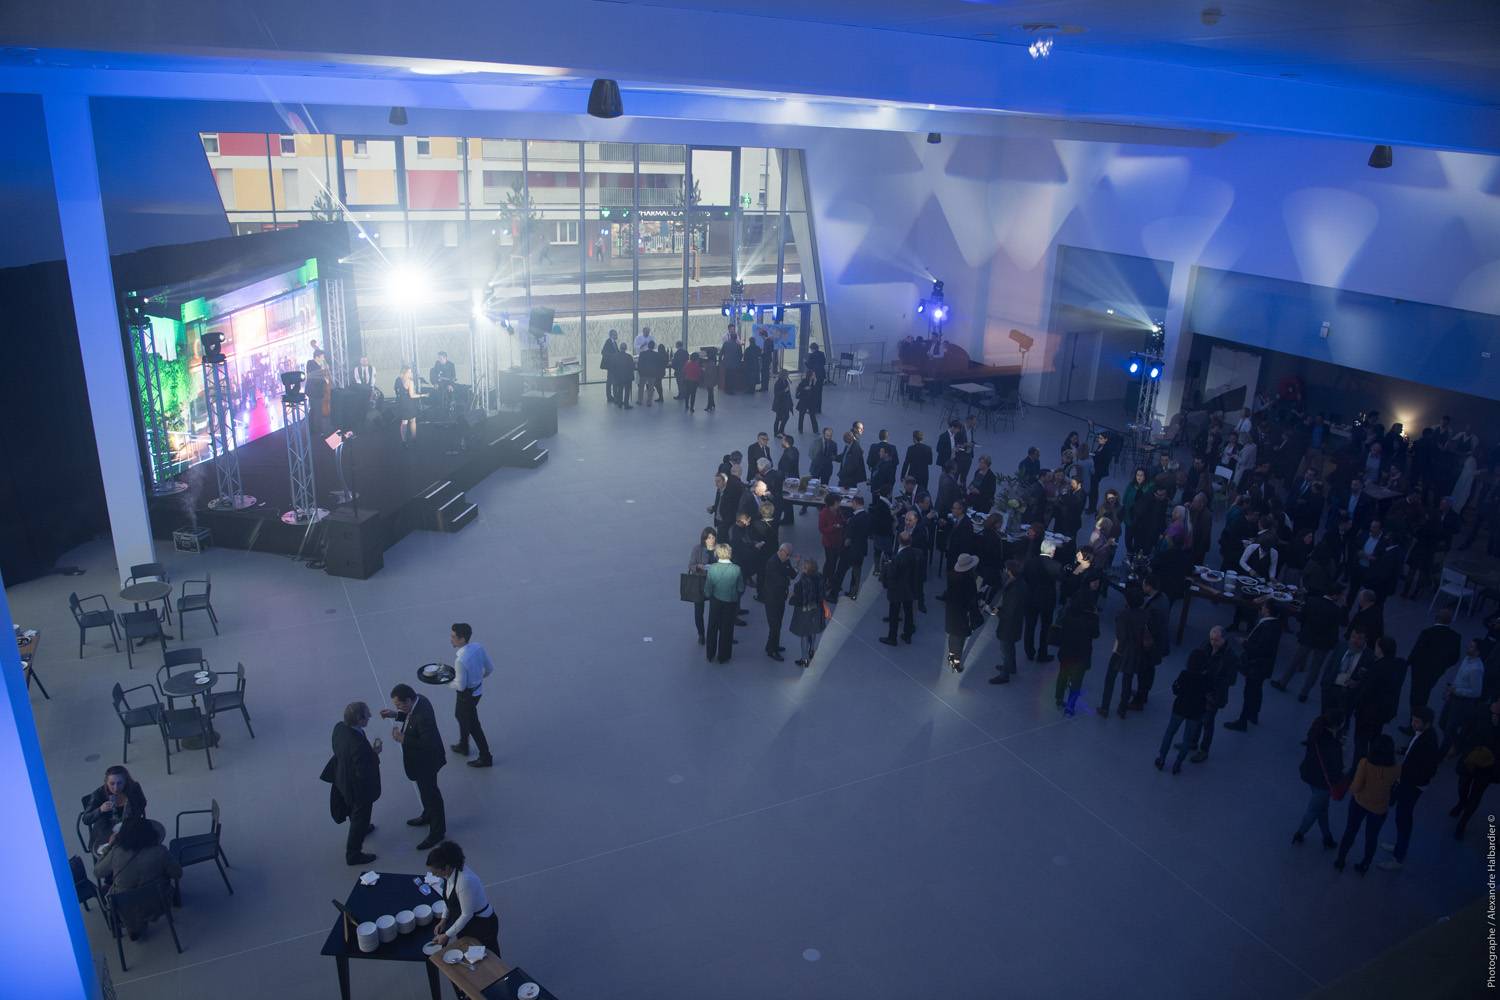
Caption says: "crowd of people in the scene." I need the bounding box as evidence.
[599,324,814,414]
[681,363,1500,877]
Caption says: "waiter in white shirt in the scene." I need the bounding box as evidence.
[427,840,501,955]
[448,623,495,768]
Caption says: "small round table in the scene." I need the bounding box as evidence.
[120,581,176,641]
[161,670,220,748]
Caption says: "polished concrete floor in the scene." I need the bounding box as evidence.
[9,377,1487,999]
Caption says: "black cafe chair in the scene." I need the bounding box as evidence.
[69,592,119,658]
[207,662,254,738]
[169,800,232,895]
[118,611,166,671]
[177,576,219,638]
[126,562,173,625]
[70,855,101,914]
[111,682,164,765]
[104,878,182,971]
[160,703,214,775]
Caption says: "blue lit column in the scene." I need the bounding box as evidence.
[0,569,99,998]
[43,93,157,583]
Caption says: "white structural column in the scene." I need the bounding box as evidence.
[44,93,156,582]
[0,570,100,998]
[1157,260,1198,423]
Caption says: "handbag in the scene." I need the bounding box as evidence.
[680,572,707,603]
[1314,740,1348,801]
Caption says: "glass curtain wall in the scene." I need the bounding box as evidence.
[199,133,825,384]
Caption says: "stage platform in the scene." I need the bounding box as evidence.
[147,409,549,576]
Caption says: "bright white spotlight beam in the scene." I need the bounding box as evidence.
[386,264,432,311]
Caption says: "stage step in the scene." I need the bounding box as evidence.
[519,441,549,468]
[493,421,549,469]
[417,480,479,533]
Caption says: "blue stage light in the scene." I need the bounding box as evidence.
[1128,359,1140,374]
[916,301,925,314]
[1148,365,1162,380]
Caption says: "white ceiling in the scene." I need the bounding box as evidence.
[619,0,1500,106]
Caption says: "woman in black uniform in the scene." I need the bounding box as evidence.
[394,365,419,445]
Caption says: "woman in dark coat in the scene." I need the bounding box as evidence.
[789,558,826,668]
[1054,582,1101,714]
[1099,587,1148,719]
[1293,712,1345,848]
[795,371,820,433]
[81,765,148,854]
[944,554,983,674]
[771,372,794,437]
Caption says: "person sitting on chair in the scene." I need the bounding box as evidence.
[81,765,147,855]
[94,818,181,940]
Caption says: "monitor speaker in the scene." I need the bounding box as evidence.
[323,510,384,579]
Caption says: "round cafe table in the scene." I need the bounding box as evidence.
[120,581,176,640]
[161,670,220,748]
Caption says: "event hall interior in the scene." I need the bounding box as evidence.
[2,2,1499,998]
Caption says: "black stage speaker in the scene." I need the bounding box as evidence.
[323,510,384,579]
[521,390,558,438]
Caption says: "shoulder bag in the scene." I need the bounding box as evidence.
[680,571,707,603]
[1315,740,1348,801]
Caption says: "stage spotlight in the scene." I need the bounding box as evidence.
[588,79,624,118]
[201,330,226,363]
[385,263,432,310]
[916,301,926,314]
[1148,365,1162,380]
[1128,359,1140,375]
[931,280,944,297]
[280,370,305,403]
[927,132,942,145]
[931,305,946,322]
[1368,144,1393,168]
[388,106,408,126]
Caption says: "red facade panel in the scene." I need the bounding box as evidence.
[217,132,271,157]
[407,170,461,210]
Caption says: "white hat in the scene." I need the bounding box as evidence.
[954,554,980,573]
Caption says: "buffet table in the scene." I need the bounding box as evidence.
[1175,567,1304,644]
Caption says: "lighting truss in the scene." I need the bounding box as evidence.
[201,353,255,510]
[280,392,327,527]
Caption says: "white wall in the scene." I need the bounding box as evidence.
[803,128,1500,405]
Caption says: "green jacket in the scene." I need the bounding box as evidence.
[704,561,745,602]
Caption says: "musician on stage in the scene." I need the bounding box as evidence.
[429,351,457,420]
[306,349,330,433]
[353,356,376,389]
[395,365,419,445]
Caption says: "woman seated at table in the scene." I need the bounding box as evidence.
[428,840,501,957]
[94,818,181,939]
[82,765,147,854]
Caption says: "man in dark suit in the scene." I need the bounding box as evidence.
[879,531,921,646]
[990,559,1028,684]
[838,430,867,489]
[1327,476,1375,532]
[1348,520,1400,601]
[671,342,689,399]
[867,430,896,475]
[1346,587,1384,644]
[1225,603,1282,731]
[1321,626,1373,734]
[1380,705,1441,870]
[900,430,934,495]
[935,420,965,479]
[380,684,447,850]
[809,427,839,483]
[1288,469,1325,535]
[869,438,900,498]
[1405,607,1463,718]
[837,496,871,600]
[326,701,382,865]
[762,543,795,661]
[600,330,620,404]
[747,433,772,479]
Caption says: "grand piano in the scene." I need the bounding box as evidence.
[895,337,1022,386]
